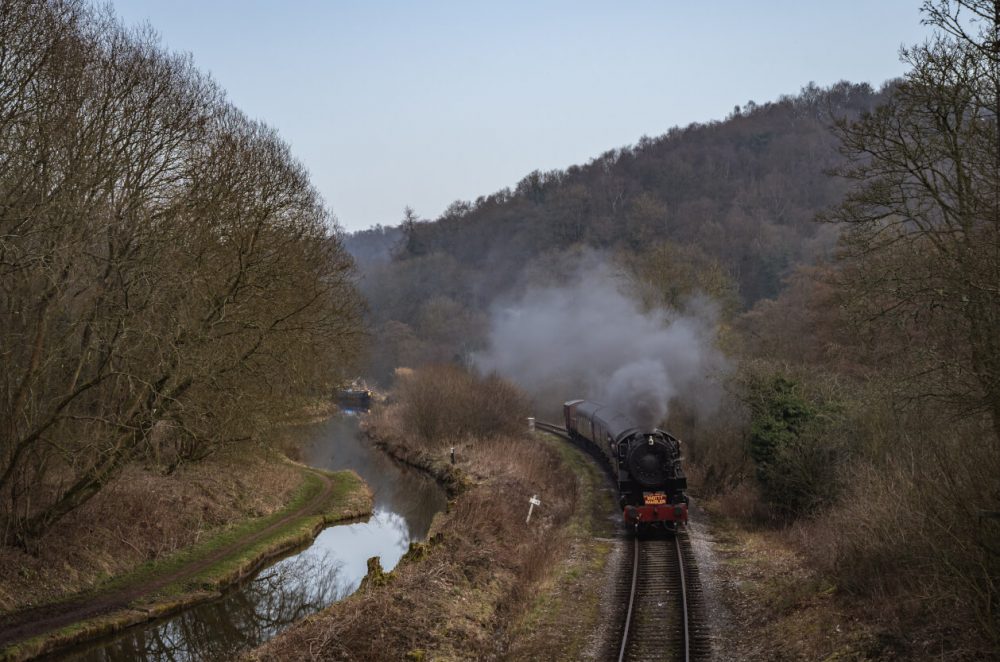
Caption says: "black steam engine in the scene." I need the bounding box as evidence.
[564,400,688,532]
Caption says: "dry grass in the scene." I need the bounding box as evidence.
[500,435,618,661]
[702,388,1000,660]
[792,428,1000,659]
[249,368,583,661]
[702,510,882,662]
[0,444,301,614]
[710,481,771,524]
[251,436,575,661]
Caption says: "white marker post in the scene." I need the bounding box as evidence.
[527,417,535,431]
[526,494,541,524]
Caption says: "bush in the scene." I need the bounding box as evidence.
[395,365,530,446]
[743,370,847,519]
[800,405,1000,654]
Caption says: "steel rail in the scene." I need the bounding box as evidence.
[533,419,569,437]
[675,534,690,661]
[617,538,640,662]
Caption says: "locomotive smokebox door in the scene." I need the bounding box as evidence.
[627,441,671,489]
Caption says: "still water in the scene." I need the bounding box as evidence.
[65,414,447,661]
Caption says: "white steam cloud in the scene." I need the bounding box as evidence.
[474,260,726,430]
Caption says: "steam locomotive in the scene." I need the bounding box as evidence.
[563,400,688,532]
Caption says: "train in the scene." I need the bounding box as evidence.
[563,399,688,532]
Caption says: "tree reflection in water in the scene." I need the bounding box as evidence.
[68,550,347,661]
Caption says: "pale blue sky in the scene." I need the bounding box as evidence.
[109,1,933,232]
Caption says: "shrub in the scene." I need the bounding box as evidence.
[395,365,529,446]
[802,413,1000,653]
[743,371,847,518]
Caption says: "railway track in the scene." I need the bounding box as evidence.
[534,418,709,661]
[617,533,708,661]
[533,419,570,438]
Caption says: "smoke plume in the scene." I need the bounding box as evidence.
[473,258,726,430]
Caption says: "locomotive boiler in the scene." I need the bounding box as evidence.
[563,399,688,532]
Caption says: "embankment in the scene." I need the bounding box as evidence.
[247,405,620,661]
[0,449,371,662]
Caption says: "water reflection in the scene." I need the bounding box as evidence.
[69,551,348,661]
[298,416,445,536]
[65,415,446,661]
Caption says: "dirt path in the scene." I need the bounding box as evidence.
[0,468,337,655]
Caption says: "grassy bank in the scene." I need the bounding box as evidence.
[99,465,371,598]
[248,368,621,661]
[1,460,371,662]
[249,442,575,658]
[701,502,894,662]
[500,433,619,660]
[369,429,620,660]
[0,445,302,614]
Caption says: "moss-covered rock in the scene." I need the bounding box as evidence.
[358,556,391,591]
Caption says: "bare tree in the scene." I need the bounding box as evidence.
[825,1,1000,442]
[0,0,364,547]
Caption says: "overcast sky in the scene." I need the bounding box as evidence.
[109,1,933,233]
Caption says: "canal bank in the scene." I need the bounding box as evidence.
[0,457,370,662]
[55,414,448,661]
[248,397,596,661]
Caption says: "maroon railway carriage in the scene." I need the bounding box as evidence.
[564,400,688,532]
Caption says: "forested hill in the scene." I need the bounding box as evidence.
[348,81,889,381]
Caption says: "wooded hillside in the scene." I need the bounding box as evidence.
[350,81,888,382]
